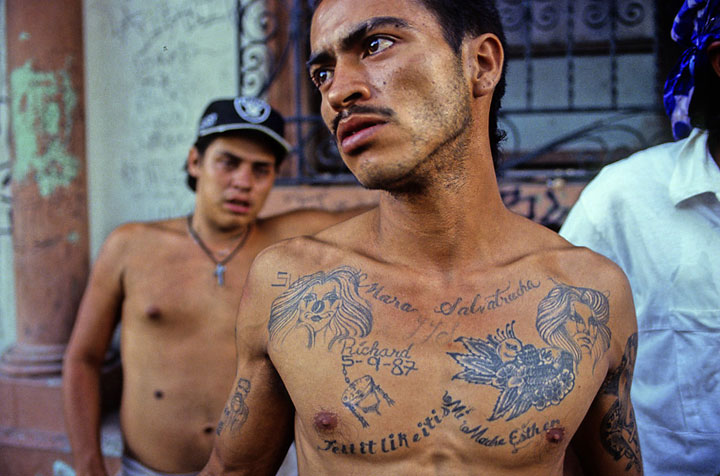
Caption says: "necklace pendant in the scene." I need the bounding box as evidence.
[215,264,226,286]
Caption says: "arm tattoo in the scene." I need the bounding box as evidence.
[536,281,612,373]
[448,321,575,421]
[267,266,373,351]
[600,333,642,472]
[217,379,251,436]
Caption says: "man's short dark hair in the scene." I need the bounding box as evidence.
[311,0,507,169]
[185,130,286,192]
[689,54,720,133]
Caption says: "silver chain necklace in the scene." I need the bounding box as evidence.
[186,214,251,286]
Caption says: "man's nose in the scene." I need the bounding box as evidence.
[327,58,371,112]
[230,163,252,189]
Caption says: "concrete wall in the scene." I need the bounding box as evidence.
[84,0,239,257]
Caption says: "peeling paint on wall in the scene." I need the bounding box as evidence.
[66,231,79,243]
[10,59,80,197]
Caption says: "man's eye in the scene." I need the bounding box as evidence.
[253,164,271,177]
[311,69,333,88]
[365,37,394,56]
[219,158,238,168]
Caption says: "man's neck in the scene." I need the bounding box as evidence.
[189,212,252,251]
[373,170,510,272]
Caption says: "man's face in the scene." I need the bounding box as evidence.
[309,0,472,191]
[189,135,277,230]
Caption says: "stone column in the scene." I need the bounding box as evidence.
[0,2,120,472]
[0,2,116,474]
[0,4,92,469]
[0,0,88,378]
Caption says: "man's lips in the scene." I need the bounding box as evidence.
[336,116,388,154]
[223,198,252,214]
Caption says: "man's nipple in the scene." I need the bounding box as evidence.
[146,305,162,320]
[546,426,565,444]
[314,411,339,433]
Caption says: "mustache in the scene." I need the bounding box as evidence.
[331,105,395,138]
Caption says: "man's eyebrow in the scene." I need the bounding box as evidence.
[218,150,242,161]
[218,150,273,165]
[306,16,411,71]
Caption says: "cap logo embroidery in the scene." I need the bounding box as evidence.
[199,112,218,132]
[234,97,271,124]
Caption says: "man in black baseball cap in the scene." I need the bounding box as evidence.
[188,96,291,191]
[63,96,368,476]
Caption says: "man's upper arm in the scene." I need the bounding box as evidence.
[572,272,643,475]
[65,226,128,364]
[203,254,294,476]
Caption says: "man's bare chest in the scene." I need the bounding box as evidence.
[268,264,612,461]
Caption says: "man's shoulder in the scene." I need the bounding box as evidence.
[252,233,347,272]
[102,218,186,254]
[256,206,374,242]
[534,240,630,294]
[111,217,184,237]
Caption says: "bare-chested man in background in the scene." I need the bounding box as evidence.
[201,1,644,475]
[63,97,363,476]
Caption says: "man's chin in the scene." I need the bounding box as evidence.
[353,162,427,195]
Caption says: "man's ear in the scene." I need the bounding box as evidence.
[466,33,504,98]
[187,146,202,177]
[708,41,720,79]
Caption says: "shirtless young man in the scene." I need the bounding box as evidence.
[63,97,363,476]
[200,1,643,475]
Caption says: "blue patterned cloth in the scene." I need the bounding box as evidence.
[663,0,720,139]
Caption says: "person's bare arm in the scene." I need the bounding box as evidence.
[570,275,643,476]
[200,254,295,476]
[62,227,128,476]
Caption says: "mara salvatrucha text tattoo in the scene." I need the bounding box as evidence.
[600,333,642,472]
[216,378,251,436]
[536,281,612,372]
[448,321,575,421]
[268,266,372,350]
[434,279,541,317]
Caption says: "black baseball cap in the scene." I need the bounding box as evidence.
[196,97,291,157]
